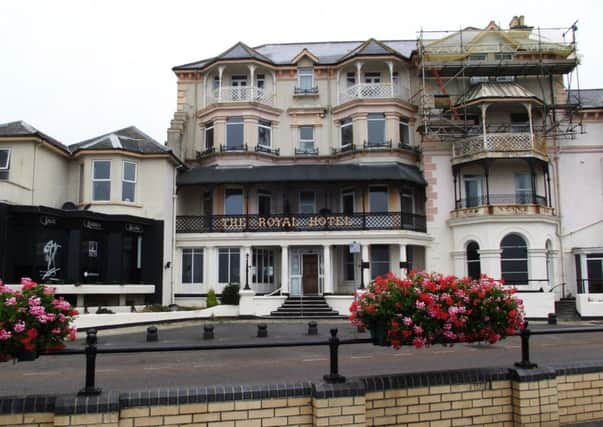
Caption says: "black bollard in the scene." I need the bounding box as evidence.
[308,321,318,336]
[514,321,537,369]
[547,313,557,325]
[323,328,346,383]
[257,324,268,338]
[203,324,214,340]
[78,329,102,396]
[146,326,158,342]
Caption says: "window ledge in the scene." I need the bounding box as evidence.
[80,201,143,208]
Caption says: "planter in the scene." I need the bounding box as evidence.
[16,346,38,362]
[368,318,390,346]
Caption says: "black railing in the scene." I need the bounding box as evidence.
[294,86,319,95]
[577,279,603,294]
[196,147,216,158]
[455,193,547,209]
[254,145,280,155]
[363,140,392,149]
[39,324,603,396]
[332,144,356,154]
[176,211,427,233]
[220,144,248,152]
[294,147,319,155]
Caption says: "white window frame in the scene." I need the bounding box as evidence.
[343,247,356,282]
[299,191,316,214]
[463,175,484,207]
[253,248,275,284]
[204,122,214,150]
[364,72,381,84]
[121,160,137,203]
[0,148,10,170]
[340,118,353,148]
[367,113,386,146]
[297,68,314,90]
[92,159,111,201]
[257,120,272,148]
[399,118,410,146]
[218,247,240,284]
[299,126,315,153]
[226,116,244,148]
[182,247,204,284]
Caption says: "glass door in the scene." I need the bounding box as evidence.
[463,175,483,207]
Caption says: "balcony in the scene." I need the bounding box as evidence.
[451,192,554,219]
[176,212,426,233]
[207,86,273,106]
[451,131,547,164]
[339,83,409,104]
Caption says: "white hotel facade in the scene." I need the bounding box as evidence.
[1,16,602,318]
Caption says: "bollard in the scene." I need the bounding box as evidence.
[78,329,102,396]
[146,326,158,342]
[257,324,268,338]
[203,324,214,340]
[547,313,557,325]
[323,328,346,383]
[308,321,318,336]
[514,321,537,369]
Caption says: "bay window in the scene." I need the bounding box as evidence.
[92,160,111,201]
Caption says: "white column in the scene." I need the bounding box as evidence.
[580,253,588,295]
[478,249,502,281]
[323,245,334,294]
[451,250,466,278]
[336,69,341,104]
[481,103,488,149]
[218,65,225,101]
[355,61,363,97]
[399,244,408,278]
[248,64,256,101]
[281,245,289,295]
[525,102,534,147]
[361,244,370,286]
[207,246,218,290]
[202,74,207,108]
[387,60,394,97]
[241,246,252,290]
[528,248,548,291]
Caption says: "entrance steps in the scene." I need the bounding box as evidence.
[270,296,342,318]
[555,298,580,321]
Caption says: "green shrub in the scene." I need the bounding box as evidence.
[221,284,240,305]
[206,289,218,308]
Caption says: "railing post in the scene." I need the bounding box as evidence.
[78,329,102,396]
[323,328,346,383]
[514,322,537,369]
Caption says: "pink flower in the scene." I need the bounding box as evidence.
[13,321,25,333]
[415,301,426,310]
[53,298,71,311]
[58,313,66,322]
[28,296,41,306]
[413,325,424,335]
[0,329,11,341]
[43,287,55,295]
[5,297,16,306]
[51,328,61,335]
[20,278,36,290]
[402,316,413,326]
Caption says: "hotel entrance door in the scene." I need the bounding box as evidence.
[302,254,319,295]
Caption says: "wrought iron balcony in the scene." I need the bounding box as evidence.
[254,145,280,155]
[295,147,319,156]
[455,193,547,209]
[339,83,410,103]
[451,192,554,219]
[294,86,319,95]
[363,140,392,149]
[220,144,248,152]
[176,211,426,233]
[207,86,273,105]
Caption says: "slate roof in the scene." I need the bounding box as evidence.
[178,163,426,186]
[70,126,171,155]
[0,120,70,153]
[173,39,417,70]
[568,89,603,109]
[456,82,543,107]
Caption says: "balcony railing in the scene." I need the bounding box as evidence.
[219,144,248,152]
[455,193,547,209]
[452,133,547,159]
[339,83,410,103]
[176,212,426,233]
[207,86,273,105]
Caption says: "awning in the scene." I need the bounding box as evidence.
[177,163,426,186]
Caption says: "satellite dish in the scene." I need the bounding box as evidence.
[61,201,77,210]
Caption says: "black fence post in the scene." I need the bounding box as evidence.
[514,322,537,369]
[78,329,102,396]
[323,328,346,383]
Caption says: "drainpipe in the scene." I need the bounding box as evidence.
[169,164,182,305]
[31,141,38,204]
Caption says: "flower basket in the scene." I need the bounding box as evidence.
[350,272,524,349]
[0,278,78,362]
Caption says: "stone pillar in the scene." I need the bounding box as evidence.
[385,112,399,145]
[214,117,226,147]
[243,117,256,148]
[399,244,408,278]
[529,248,548,290]
[206,246,218,290]
[361,244,370,286]
[323,245,334,295]
[479,249,502,280]
[312,382,366,427]
[580,253,588,294]
[281,245,289,295]
[451,250,466,278]
[510,368,559,426]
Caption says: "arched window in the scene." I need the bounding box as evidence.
[500,234,528,286]
[466,241,481,280]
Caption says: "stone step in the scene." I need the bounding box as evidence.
[274,307,335,312]
[269,311,340,317]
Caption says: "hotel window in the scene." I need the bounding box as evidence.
[341,190,355,214]
[224,188,243,215]
[466,241,481,280]
[463,175,484,207]
[92,160,111,201]
[202,191,213,216]
[340,118,353,149]
[212,76,220,89]
[297,68,314,91]
[0,148,10,179]
[371,245,390,279]
[182,248,203,284]
[346,72,355,86]
[218,247,240,284]
[511,113,530,133]
[226,116,244,149]
[253,248,274,284]
[204,122,214,151]
[231,75,247,101]
[299,191,315,214]
[122,161,137,202]
[367,113,386,146]
[258,120,272,148]
[298,126,316,154]
[258,190,271,216]
[364,72,381,84]
[343,247,356,281]
[256,74,265,89]
[515,173,533,204]
[369,186,388,212]
[399,117,410,147]
[500,234,528,286]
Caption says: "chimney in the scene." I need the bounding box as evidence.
[509,16,520,29]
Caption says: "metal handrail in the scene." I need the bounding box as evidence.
[455,193,547,209]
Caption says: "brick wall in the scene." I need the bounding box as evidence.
[2,364,603,426]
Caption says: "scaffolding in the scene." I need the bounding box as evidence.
[415,20,582,141]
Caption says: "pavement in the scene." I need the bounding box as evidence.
[2,318,603,397]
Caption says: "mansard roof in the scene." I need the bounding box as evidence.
[71,126,170,155]
[0,120,70,154]
[173,39,416,71]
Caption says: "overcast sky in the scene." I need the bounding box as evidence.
[1,0,600,145]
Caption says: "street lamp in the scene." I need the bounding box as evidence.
[244,252,250,290]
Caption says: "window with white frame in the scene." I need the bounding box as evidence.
[298,126,315,153]
[515,173,533,204]
[256,74,265,89]
[182,248,203,284]
[371,245,390,279]
[343,247,356,281]
[340,118,353,148]
[122,161,137,202]
[253,248,274,284]
[346,72,356,86]
[257,120,272,148]
[500,234,529,285]
[212,76,220,89]
[367,113,386,146]
[297,68,314,91]
[364,72,381,84]
[204,122,214,151]
[299,191,315,214]
[466,241,481,280]
[92,160,111,201]
[218,247,240,284]
[399,117,410,146]
[0,149,10,180]
[463,175,484,207]
[226,116,244,148]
